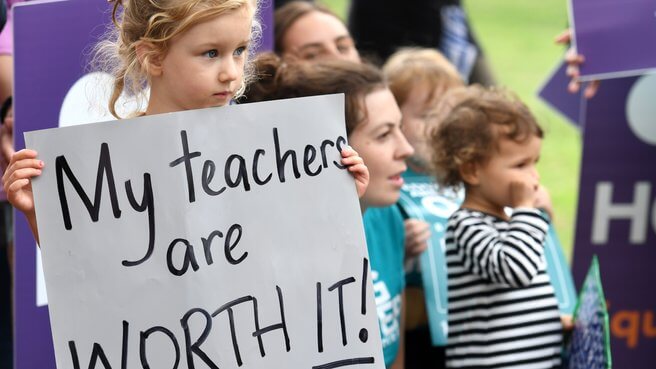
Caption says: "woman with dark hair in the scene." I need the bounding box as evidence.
[245,54,413,368]
[274,1,360,63]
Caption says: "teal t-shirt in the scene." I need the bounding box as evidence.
[363,206,405,367]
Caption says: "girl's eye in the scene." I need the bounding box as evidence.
[234,46,247,57]
[205,49,218,58]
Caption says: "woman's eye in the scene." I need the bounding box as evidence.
[205,49,218,58]
[377,131,391,140]
[337,44,351,53]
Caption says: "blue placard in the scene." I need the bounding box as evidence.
[398,170,461,346]
[544,223,578,315]
[399,169,577,346]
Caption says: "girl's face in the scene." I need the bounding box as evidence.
[349,88,414,209]
[282,11,360,63]
[147,6,252,115]
[467,135,542,217]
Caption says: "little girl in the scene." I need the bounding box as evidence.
[2,0,368,242]
[430,86,563,369]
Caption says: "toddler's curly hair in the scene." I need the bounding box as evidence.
[429,85,543,189]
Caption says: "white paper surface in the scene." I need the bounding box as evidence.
[26,94,383,369]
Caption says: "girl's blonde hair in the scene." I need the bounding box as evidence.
[94,0,261,119]
[383,47,462,108]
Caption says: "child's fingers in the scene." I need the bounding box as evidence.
[347,162,368,175]
[6,167,42,183]
[340,145,357,156]
[11,148,39,161]
[341,155,364,166]
[6,177,31,193]
[8,158,44,172]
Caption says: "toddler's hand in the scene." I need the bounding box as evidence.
[561,314,574,331]
[404,219,430,259]
[509,180,537,209]
[534,185,554,219]
[341,146,369,198]
[2,149,42,214]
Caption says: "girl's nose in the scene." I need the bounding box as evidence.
[219,59,238,83]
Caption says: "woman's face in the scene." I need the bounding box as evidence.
[281,11,360,63]
[349,88,414,209]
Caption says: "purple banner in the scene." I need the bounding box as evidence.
[573,74,656,368]
[571,0,656,80]
[14,1,111,367]
[12,0,273,368]
[538,60,585,128]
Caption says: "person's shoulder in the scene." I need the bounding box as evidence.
[364,205,404,223]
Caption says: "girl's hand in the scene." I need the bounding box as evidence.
[404,219,430,259]
[0,114,13,170]
[341,146,369,198]
[555,29,600,99]
[2,149,42,214]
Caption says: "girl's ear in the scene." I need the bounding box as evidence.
[459,162,480,186]
[135,41,164,77]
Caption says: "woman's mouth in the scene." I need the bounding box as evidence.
[389,173,405,187]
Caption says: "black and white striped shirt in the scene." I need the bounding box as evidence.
[445,208,562,369]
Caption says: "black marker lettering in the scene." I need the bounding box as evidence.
[201,230,223,266]
[201,160,226,196]
[166,238,200,276]
[140,326,180,369]
[333,136,347,169]
[316,282,323,353]
[224,224,246,265]
[56,142,121,230]
[252,149,272,185]
[303,144,321,176]
[274,128,300,182]
[212,296,254,366]
[328,277,356,346]
[225,154,251,191]
[252,286,290,355]
[319,139,335,169]
[169,130,201,203]
[122,174,155,267]
[181,308,218,369]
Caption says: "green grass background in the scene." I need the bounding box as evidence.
[320,0,581,260]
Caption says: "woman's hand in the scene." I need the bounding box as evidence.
[555,29,600,99]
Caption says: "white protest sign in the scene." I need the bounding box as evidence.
[26,94,384,369]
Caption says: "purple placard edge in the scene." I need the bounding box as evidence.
[569,0,656,81]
